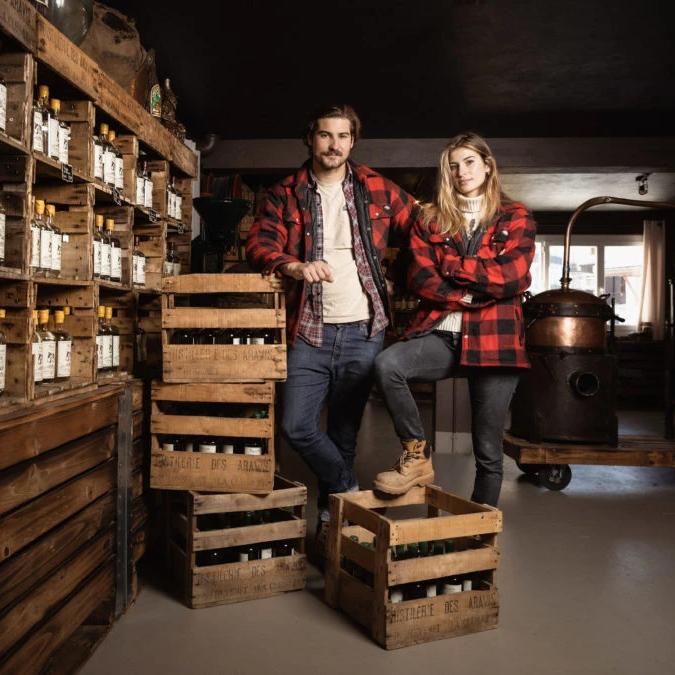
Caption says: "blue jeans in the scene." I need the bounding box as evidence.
[282,322,385,509]
[374,331,520,506]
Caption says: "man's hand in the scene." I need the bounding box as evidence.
[282,261,334,283]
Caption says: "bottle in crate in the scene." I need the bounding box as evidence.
[32,310,42,385]
[105,218,122,282]
[99,216,112,281]
[132,236,146,287]
[48,99,61,161]
[57,102,70,165]
[46,204,62,278]
[37,309,56,384]
[108,130,124,191]
[93,214,104,279]
[96,305,111,372]
[93,123,107,181]
[32,84,50,153]
[37,200,53,277]
[53,309,72,382]
[105,307,120,372]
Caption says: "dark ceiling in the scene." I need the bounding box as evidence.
[105,0,675,141]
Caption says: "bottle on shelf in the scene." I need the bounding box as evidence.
[32,310,43,385]
[32,84,50,154]
[105,218,122,282]
[0,197,6,266]
[37,309,56,384]
[57,101,70,165]
[0,72,7,133]
[274,540,296,558]
[0,309,6,396]
[53,309,72,382]
[93,214,104,279]
[93,122,108,181]
[101,123,115,185]
[132,236,146,288]
[46,204,62,278]
[106,306,120,372]
[48,98,61,161]
[143,162,153,209]
[37,199,53,277]
[99,215,111,281]
[108,129,124,191]
[96,305,111,372]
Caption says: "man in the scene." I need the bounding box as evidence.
[246,104,419,554]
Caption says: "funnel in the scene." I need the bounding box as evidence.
[193,197,252,246]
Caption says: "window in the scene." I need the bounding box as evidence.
[530,235,644,333]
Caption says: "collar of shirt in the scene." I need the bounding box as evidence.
[309,164,353,191]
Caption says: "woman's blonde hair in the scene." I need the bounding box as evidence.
[422,132,508,235]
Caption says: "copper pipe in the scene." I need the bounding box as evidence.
[560,196,675,290]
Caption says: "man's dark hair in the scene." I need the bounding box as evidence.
[303,104,362,147]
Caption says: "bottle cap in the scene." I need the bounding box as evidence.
[62,306,71,315]
[98,306,106,318]
[50,98,60,112]
[46,204,56,216]
[99,122,109,135]
[105,307,113,320]
[54,310,65,323]
[105,218,115,231]
[35,199,45,214]
[0,309,5,319]
[38,309,50,323]
[32,309,38,320]
[95,214,104,227]
[38,84,49,98]
[108,130,116,142]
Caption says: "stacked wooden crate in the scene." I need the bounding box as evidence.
[151,273,307,607]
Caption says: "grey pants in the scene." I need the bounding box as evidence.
[374,331,521,506]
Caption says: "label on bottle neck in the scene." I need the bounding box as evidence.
[0,344,6,391]
[112,334,120,368]
[33,110,44,152]
[0,83,7,132]
[40,227,52,270]
[260,547,273,560]
[56,339,72,378]
[42,340,56,380]
[32,341,43,382]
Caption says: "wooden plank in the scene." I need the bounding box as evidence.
[163,273,284,294]
[171,138,198,178]
[390,511,503,546]
[0,461,115,561]
[0,427,115,515]
[152,380,273,403]
[162,307,285,330]
[341,534,376,574]
[192,478,306,514]
[388,546,500,586]
[192,519,305,551]
[151,412,272,438]
[341,499,389,539]
[425,486,499,515]
[0,494,115,613]
[336,569,374,629]
[0,530,114,656]
[342,487,426,510]
[0,564,115,675]
[0,0,38,53]
[96,71,143,139]
[189,554,306,609]
[36,16,99,99]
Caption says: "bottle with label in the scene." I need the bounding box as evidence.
[0,73,7,133]
[274,540,295,558]
[93,214,104,278]
[38,309,56,383]
[0,309,6,395]
[30,199,42,273]
[149,83,161,118]
[102,125,115,186]
[48,99,61,161]
[32,310,43,384]
[100,216,111,281]
[96,305,111,372]
[0,197,5,266]
[108,129,124,191]
[143,162,153,209]
[105,306,120,372]
[93,123,108,180]
[32,84,50,153]
[46,204,61,277]
[57,102,70,165]
[105,218,122,282]
[132,236,146,288]
[53,310,72,382]
[37,200,53,277]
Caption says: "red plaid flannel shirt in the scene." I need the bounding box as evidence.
[404,200,537,368]
[246,161,419,346]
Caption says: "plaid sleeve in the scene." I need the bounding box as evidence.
[389,184,421,246]
[408,221,493,310]
[450,206,536,299]
[245,187,301,275]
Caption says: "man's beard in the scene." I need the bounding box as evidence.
[317,152,347,170]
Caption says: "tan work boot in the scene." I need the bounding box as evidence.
[373,439,434,495]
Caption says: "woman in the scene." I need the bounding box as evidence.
[373,132,536,506]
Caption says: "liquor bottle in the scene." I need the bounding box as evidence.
[48,99,61,161]
[93,214,104,279]
[132,236,146,287]
[32,310,43,384]
[0,72,6,133]
[198,438,219,453]
[143,162,153,209]
[108,129,124,191]
[96,305,111,372]
[38,200,53,277]
[0,309,6,395]
[170,327,194,345]
[38,309,56,383]
[0,197,5,266]
[105,218,122,282]
[221,438,235,454]
[274,540,295,558]
[46,204,62,278]
[106,306,119,371]
[100,216,111,281]
[441,575,463,595]
[53,309,72,382]
[32,84,50,153]
[259,541,274,560]
[30,199,43,274]
[57,103,70,165]
[183,438,195,452]
[93,123,107,181]
[100,123,115,185]
[389,587,404,603]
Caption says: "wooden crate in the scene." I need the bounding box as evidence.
[0,51,33,151]
[324,486,502,650]
[95,205,134,288]
[116,133,139,205]
[161,273,287,383]
[59,100,95,179]
[135,291,161,378]
[134,221,166,291]
[166,476,307,608]
[0,279,31,409]
[0,187,30,277]
[147,159,170,217]
[96,286,135,383]
[150,380,276,493]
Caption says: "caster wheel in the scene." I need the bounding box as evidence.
[539,464,572,491]
[516,460,542,476]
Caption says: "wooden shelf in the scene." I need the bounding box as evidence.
[0,129,29,155]
[0,265,28,280]
[32,276,92,287]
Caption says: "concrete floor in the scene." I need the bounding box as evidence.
[82,402,675,675]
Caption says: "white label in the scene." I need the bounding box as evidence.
[222,443,234,454]
[462,579,473,592]
[93,239,101,275]
[33,110,44,152]
[112,334,120,368]
[111,246,122,280]
[244,445,262,456]
[144,178,153,208]
[238,552,250,563]
[42,340,56,380]
[56,339,72,378]
[103,149,115,184]
[132,253,138,283]
[51,231,62,271]
[172,261,181,276]
[101,242,111,277]
[231,336,241,345]
[251,337,265,345]
[426,584,438,598]
[138,256,146,285]
[442,583,462,595]
[104,334,113,369]
[175,195,182,221]
[0,84,6,132]
[48,117,60,159]
[199,443,217,454]
[0,212,5,261]
[163,260,174,276]
[0,344,6,391]
[162,442,175,452]
[390,589,403,604]
[31,225,40,268]
[94,143,104,179]
[114,156,124,189]
[32,341,43,382]
[40,228,52,269]
[58,125,69,164]
[260,547,273,560]
[96,335,104,370]
[136,176,144,205]
[167,191,175,219]
[183,441,194,452]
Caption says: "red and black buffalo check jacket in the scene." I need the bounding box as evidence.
[246,161,419,346]
[404,200,537,368]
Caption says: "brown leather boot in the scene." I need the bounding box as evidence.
[373,439,435,496]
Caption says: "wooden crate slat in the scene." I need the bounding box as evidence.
[425,486,500,516]
[336,569,375,630]
[341,534,376,574]
[192,478,306,513]
[390,511,503,546]
[0,0,38,53]
[162,307,285,329]
[162,273,284,294]
[341,487,427,510]
[341,499,391,537]
[152,380,273,404]
[192,518,306,551]
[151,412,272,438]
